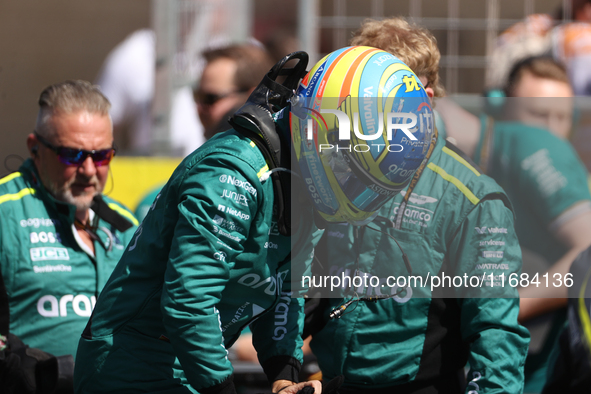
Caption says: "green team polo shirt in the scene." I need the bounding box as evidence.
[0,159,138,358]
[475,117,591,265]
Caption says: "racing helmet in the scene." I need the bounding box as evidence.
[290,46,434,225]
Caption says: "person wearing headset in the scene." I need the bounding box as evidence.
[486,56,574,140]
[73,47,433,394]
[0,80,138,393]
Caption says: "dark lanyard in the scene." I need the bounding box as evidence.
[394,126,439,229]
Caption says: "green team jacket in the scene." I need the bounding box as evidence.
[0,159,138,358]
[74,128,317,393]
[311,133,530,393]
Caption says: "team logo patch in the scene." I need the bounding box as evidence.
[30,247,69,262]
[399,191,438,205]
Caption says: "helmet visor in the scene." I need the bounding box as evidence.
[323,146,398,214]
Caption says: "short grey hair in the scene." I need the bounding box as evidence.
[36,80,111,137]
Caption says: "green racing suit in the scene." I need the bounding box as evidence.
[74,122,319,393]
[311,131,530,393]
[0,159,138,358]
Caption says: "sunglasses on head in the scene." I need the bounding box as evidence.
[34,132,116,167]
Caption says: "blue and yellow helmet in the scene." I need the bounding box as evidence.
[290,46,434,225]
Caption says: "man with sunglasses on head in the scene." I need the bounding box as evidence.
[0,80,138,393]
[194,43,273,140]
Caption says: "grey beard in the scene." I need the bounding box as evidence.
[45,177,100,212]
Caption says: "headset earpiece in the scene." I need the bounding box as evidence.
[484,89,506,118]
[32,146,39,156]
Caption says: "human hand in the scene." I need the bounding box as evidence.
[272,375,343,394]
[273,380,322,393]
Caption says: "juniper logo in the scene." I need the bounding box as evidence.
[221,189,248,206]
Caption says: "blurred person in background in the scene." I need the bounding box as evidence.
[552,0,591,96]
[487,0,591,96]
[440,63,591,394]
[264,31,301,63]
[194,43,273,140]
[0,80,138,393]
[501,56,574,140]
[307,17,529,394]
[96,29,205,156]
[134,43,273,224]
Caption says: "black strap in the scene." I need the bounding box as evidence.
[229,51,309,237]
[0,266,9,337]
[444,139,483,173]
[90,195,134,232]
